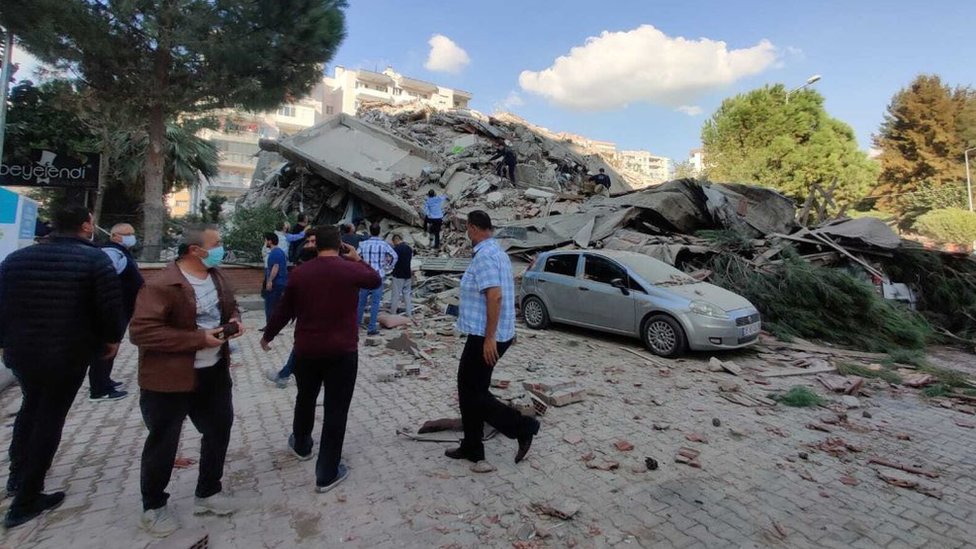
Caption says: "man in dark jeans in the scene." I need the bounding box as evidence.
[262,232,288,325]
[424,190,448,250]
[0,206,124,529]
[261,226,381,493]
[445,211,539,465]
[130,224,245,538]
[89,222,145,402]
[489,142,517,183]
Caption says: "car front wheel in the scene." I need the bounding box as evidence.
[641,314,686,357]
[522,296,550,329]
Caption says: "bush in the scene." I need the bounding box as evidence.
[913,208,976,244]
[222,204,287,263]
[774,386,824,407]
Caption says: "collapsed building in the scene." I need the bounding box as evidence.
[239,103,976,347]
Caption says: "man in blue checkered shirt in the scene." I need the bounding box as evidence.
[446,210,540,465]
[356,224,398,335]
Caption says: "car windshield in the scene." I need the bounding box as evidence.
[610,254,696,286]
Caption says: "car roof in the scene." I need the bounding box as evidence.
[545,249,694,285]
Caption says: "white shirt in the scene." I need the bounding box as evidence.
[181,269,222,369]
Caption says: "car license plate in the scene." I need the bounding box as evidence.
[741,323,760,337]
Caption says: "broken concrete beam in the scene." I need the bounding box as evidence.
[274,114,426,225]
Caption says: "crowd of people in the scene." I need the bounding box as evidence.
[0,203,539,538]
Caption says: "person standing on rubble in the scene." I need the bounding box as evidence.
[356,224,398,336]
[424,190,449,250]
[445,210,540,466]
[389,234,414,317]
[589,168,611,197]
[489,141,517,184]
[260,226,381,493]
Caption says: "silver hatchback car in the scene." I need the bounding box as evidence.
[519,250,762,357]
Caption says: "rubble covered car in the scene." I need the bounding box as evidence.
[518,250,762,357]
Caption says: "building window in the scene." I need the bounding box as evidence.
[326,106,334,115]
[175,200,188,208]
[393,88,403,96]
[278,106,296,117]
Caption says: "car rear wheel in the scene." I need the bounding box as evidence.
[641,314,686,357]
[522,296,550,329]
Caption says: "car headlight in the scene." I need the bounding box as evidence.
[689,300,729,319]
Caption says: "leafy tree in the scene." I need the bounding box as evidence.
[4,80,219,235]
[702,85,877,217]
[673,160,699,180]
[913,208,976,244]
[222,204,286,263]
[1,0,347,259]
[872,75,973,221]
[3,80,99,215]
[203,194,228,224]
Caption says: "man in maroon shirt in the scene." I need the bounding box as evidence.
[260,226,381,493]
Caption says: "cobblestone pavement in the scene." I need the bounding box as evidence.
[1,307,975,549]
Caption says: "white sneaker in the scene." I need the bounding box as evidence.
[193,492,240,516]
[140,506,180,538]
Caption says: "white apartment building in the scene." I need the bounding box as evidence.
[170,98,322,216]
[317,66,472,116]
[689,148,705,174]
[616,150,673,184]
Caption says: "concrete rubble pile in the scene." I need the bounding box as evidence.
[239,104,958,322]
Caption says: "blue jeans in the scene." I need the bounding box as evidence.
[277,350,295,380]
[263,285,285,325]
[357,286,383,332]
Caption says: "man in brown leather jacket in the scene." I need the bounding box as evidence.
[129,225,244,538]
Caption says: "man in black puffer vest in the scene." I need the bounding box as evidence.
[88,223,145,402]
[0,206,124,529]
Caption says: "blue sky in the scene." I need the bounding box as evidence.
[328,0,976,162]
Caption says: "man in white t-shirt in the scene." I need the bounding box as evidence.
[130,225,244,538]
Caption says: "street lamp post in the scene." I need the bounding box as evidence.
[786,74,822,103]
[966,147,975,212]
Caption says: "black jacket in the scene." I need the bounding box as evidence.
[0,236,125,370]
[101,241,145,322]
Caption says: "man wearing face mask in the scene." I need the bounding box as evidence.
[88,223,145,402]
[0,206,124,529]
[129,224,244,538]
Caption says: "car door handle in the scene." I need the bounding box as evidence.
[578,286,589,291]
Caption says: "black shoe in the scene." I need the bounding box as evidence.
[445,447,483,463]
[288,434,313,461]
[5,479,18,499]
[3,491,65,529]
[110,380,124,389]
[89,389,128,402]
[515,419,541,464]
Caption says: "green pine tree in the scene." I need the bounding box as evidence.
[1,0,346,259]
[872,75,968,222]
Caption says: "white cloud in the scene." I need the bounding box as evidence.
[518,25,778,112]
[677,105,703,116]
[424,34,470,74]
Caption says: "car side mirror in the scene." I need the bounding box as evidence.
[611,278,630,295]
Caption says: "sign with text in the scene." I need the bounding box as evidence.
[0,149,100,188]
